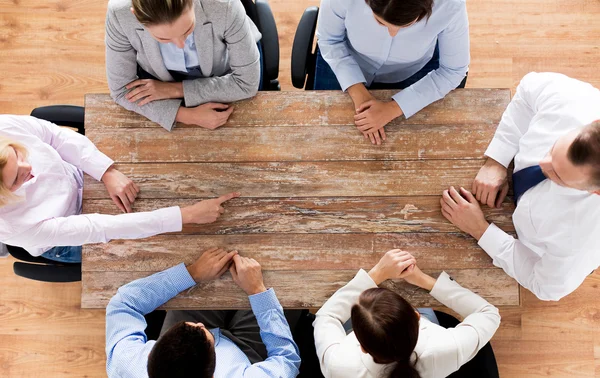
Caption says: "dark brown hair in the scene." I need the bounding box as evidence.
[132,0,193,25]
[147,321,215,378]
[365,0,434,27]
[567,120,600,189]
[351,288,421,378]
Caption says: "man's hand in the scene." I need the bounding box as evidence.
[186,247,238,283]
[229,255,267,295]
[368,249,417,285]
[176,103,234,130]
[473,158,509,208]
[402,264,437,292]
[101,166,140,213]
[125,79,183,106]
[441,186,490,240]
[180,192,240,225]
[354,99,403,145]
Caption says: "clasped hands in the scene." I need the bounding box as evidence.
[368,249,437,291]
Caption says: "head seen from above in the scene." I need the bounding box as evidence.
[352,288,421,378]
[539,120,600,193]
[131,0,195,48]
[0,137,32,206]
[147,321,216,378]
[365,0,433,37]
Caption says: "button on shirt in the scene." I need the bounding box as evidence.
[159,32,201,74]
[105,263,301,378]
[0,115,183,256]
[316,0,470,118]
[478,72,600,301]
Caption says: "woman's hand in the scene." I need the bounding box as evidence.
[180,192,240,224]
[101,166,140,213]
[354,99,403,145]
[125,79,184,106]
[368,249,417,285]
[402,264,437,292]
[176,103,234,130]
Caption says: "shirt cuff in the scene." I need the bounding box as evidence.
[354,269,379,288]
[392,87,422,119]
[249,288,281,314]
[478,223,510,260]
[334,65,368,92]
[86,152,115,181]
[484,138,518,168]
[166,263,197,293]
[155,206,183,233]
[429,271,456,300]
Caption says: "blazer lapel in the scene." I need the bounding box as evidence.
[135,28,174,81]
[194,2,214,77]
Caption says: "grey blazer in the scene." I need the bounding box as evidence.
[105,0,261,130]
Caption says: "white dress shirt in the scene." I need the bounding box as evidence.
[479,72,600,301]
[316,0,470,118]
[314,269,501,378]
[0,115,182,256]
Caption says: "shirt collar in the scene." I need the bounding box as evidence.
[209,328,221,346]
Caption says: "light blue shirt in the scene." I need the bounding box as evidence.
[105,263,301,378]
[316,0,470,118]
[159,32,200,73]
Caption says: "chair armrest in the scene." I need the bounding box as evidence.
[291,6,319,89]
[256,0,280,82]
[30,105,85,135]
[13,262,82,282]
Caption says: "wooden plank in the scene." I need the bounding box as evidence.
[84,89,511,130]
[83,197,515,234]
[83,160,486,199]
[85,122,497,163]
[81,268,519,309]
[81,233,496,272]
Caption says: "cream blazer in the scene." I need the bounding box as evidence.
[313,270,501,378]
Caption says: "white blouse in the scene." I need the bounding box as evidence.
[0,115,182,256]
[313,269,501,378]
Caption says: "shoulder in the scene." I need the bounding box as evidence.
[107,0,133,14]
[433,0,467,14]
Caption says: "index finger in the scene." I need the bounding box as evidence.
[110,195,127,213]
[216,192,241,204]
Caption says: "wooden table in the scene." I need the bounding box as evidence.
[81,89,518,309]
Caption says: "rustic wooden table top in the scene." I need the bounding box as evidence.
[81,89,518,309]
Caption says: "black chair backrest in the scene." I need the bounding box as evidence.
[291,7,319,89]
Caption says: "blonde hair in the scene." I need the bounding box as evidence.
[132,0,193,25]
[0,137,28,207]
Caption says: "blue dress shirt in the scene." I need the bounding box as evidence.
[105,263,301,378]
[158,32,200,74]
[316,0,470,118]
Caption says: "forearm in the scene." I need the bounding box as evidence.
[23,207,182,249]
[181,67,259,107]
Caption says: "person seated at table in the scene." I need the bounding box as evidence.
[105,247,301,378]
[315,0,470,145]
[0,114,239,263]
[105,0,262,131]
[440,72,600,301]
[314,249,500,378]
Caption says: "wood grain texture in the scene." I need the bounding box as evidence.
[83,197,515,234]
[83,160,487,199]
[84,89,511,130]
[85,122,498,163]
[82,268,519,309]
[81,233,498,272]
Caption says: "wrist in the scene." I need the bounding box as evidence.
[368,268,385,285]
[171,82,184,98]
[420,274,437,292]
[186,264,201,283]
[101,165,115,183]
[175,106,191,124]
[386,100,404,119]
[471,220,490,241]
[180,206,191,224]
[247,284,267,296]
